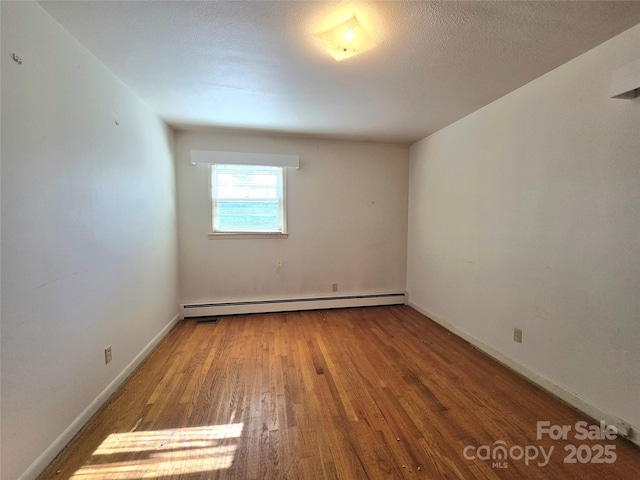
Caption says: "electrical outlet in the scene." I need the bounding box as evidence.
[105,346,112,364]
[616,421,631,438]
[513,328,523,344]
[332,283,338,292]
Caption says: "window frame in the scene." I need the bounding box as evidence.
[208,164,288,239]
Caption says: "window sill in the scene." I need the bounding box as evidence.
[208,232,288,240]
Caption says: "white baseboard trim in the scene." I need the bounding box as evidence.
[20,313,182,480]
[408,301,640,448]
[181,292,407,318]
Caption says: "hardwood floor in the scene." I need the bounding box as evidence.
[39,306,640,479]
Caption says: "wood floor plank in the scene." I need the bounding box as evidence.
[38,306,640,479]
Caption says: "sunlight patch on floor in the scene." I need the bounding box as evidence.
[71,424,244,479]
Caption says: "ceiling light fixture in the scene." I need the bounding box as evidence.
[313,16,376,61]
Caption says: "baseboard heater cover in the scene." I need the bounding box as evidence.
[181,292,406,317]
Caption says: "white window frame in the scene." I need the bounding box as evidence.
[208,164,288,239]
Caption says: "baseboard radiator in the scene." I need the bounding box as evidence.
[181,292,406,318]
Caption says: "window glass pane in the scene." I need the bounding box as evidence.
[216,168,279,199]
[212,164,285,234]
[216,201,281,232]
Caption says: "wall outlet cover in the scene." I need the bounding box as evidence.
[513,328,523,344]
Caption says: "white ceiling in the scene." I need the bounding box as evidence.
[39,1,640,144]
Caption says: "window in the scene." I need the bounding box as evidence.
[211,164,287,236]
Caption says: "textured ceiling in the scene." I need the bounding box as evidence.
[39,1,640,144]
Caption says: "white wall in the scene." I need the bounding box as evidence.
[176,130,409,304]
[0,3,180,479]
[408,24,640,435]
